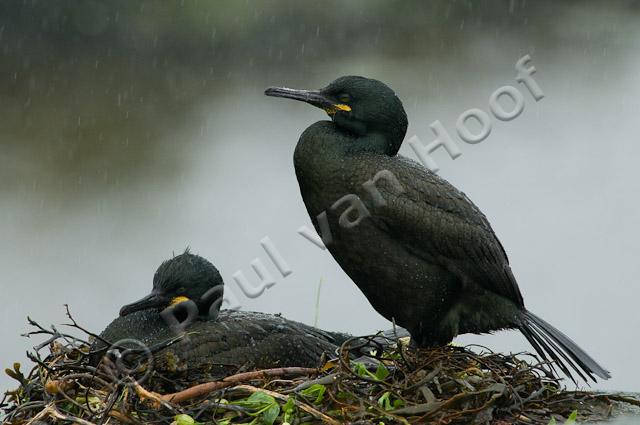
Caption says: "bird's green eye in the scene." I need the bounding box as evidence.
[338,94,351,103]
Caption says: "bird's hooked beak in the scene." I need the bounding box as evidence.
[264,86,351,115]
[119,291,169,317]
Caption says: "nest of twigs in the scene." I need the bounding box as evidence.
[1,311,639,425]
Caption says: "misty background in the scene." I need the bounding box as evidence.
[1,1,639,411]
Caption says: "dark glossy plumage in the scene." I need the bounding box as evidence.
[266,76,610,382]
[92,309,342,379]
[91,251,345,384]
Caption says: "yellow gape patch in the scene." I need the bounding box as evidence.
[324,103,352,115]
[170,296,190,306]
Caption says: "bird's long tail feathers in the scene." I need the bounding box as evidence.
[518,310,610,384]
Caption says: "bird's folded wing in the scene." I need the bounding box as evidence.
[367,157,524,307]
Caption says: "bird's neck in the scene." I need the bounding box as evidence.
[296,121,403,159]
[348,132,400,155]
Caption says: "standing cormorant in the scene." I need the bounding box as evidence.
[91,251,347,383]
[265,76,610,382]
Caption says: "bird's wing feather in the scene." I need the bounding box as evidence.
[364,155,524,307]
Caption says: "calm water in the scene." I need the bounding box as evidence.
[1,4,638,415]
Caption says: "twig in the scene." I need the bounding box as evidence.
[64,304,113,347]
[604,393,640,407]
[160,366,319,403]
[286,372,339,393]
[338,336,393,387]
[26,403,98,425]
[133,382,179,412]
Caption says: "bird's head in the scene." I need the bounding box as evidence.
[265,76,408,155]
[119,249,224,319]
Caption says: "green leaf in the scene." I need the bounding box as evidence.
[564,410,578,425]
[262,403,280,425]
[174,414,195,425]
[232,391,282,424]
[248,391,276,404]
[282,397,296,423]
[548,417,557,425]
[378,392,392,410]
[353,362,369,377]
[378,392,404,411]
[352,361,390,381]
[282,397,295,413]
[233,391,276,410]
[374,363,389,381]
[300,384,326,404]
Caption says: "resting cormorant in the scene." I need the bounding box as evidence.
[265,76,610,382]
[91,251,347,385]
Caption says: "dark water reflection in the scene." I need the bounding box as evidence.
[1,1,639,400]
